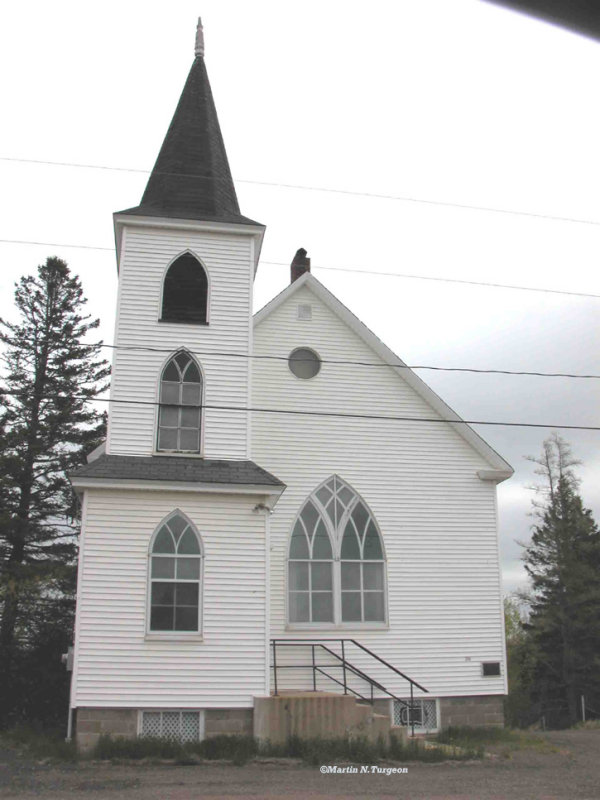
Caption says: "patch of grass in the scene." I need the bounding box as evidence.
[2,725,79,762]
[389,733,482,762]
[574,719,600,730]
[260,732,481,764]
[436,725,554,753]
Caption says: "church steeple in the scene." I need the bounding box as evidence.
[119,18,259,226]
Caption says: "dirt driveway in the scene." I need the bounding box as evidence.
[1,729,599,800]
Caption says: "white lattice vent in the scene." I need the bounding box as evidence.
[297,304,312,320]
[141,710,201,741]
[393,699,438,732]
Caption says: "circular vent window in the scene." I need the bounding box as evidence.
[288,347,321,380]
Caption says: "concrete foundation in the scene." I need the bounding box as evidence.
[204,708,253,737]
[439,695,504,728]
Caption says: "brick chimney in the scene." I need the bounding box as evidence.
[291,248,311,283]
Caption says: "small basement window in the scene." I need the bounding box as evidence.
[482,662,501,677]
[393,699,439,733]
[289,347,321,380]
[141,710,202,741]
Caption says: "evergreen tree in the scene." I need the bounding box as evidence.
[524,433,600,727]
[0,257,109,724]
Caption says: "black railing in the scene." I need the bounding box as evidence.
[270,638,428,737]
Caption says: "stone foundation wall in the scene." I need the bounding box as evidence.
[204,708,253,737]
[75,707,254,751]
[439,695,504,728]
[74,696,504,750]
[76,708,138,751]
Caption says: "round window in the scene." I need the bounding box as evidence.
[288,348,321,380]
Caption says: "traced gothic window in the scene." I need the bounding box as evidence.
[288,476,386,625]
[161,253,208,324]
[157,351,202,453]
[149,511,203,632]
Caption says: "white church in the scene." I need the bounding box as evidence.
[69,20,512,749]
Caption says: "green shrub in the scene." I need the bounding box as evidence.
[195,734,258,764]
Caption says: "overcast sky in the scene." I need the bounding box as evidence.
[1,0,599,593]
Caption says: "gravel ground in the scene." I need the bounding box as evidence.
[1,729,599,800]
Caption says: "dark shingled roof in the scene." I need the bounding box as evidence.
[118,55,262,227]
[71,455,284,487]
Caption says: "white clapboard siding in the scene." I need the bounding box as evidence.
[72,490,267,708]
[252,283,507,698]
[107,225,254,459]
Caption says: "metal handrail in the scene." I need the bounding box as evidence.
[270,638,428,737]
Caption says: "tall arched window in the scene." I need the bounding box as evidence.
[289,499,334,623]
[288,476,386,625]
[157,351,202,453]
[149,511,203,632]
[161,253,208,324]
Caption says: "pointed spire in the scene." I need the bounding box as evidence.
[195,17,204,58]
[117,20,261,226]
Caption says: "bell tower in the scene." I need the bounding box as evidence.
[108,19,265,461]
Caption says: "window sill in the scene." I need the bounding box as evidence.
[145,633,204,642]
[153,451,204,459]
[158,319,209,326]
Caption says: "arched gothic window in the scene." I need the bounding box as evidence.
[149,511,203,632]
[157,351,202,453]
[289,499,334,623]
[161,253,208,324]
[288,476,386,625]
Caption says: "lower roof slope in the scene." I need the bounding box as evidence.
[71,454,284,487]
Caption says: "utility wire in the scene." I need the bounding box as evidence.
[2,155,600,229]
[0,237,598,300]
[96,342,600,379]
[1,390,599,431]
[1,337,597,378]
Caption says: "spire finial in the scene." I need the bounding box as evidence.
[195,17,204,58]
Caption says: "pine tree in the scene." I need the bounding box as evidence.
[524,433,600,727]
[504,596,537,727]
[0,257,109,723]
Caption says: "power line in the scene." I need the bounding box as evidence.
[1,336,596,378]
[3,155,600,229]
[1,390,599,431]
[0,237,598,300]
[96,342,600,379]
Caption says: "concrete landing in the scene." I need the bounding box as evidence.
[253,692,401,744]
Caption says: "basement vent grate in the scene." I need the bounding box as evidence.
[297,304,312,320]
[141,710,200,741]
[393,699,438,732]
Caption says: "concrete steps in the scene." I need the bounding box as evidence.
[253,691,397,744]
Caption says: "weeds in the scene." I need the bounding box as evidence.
[1,725,78,762]
[93,733,258,765]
